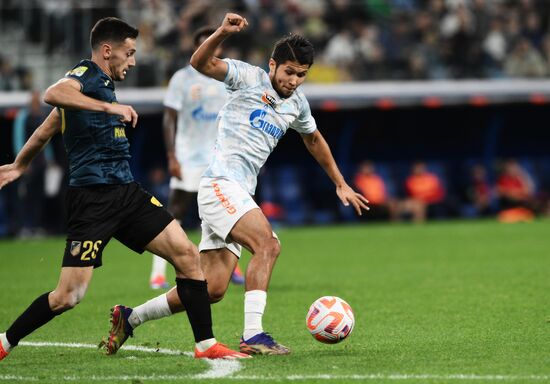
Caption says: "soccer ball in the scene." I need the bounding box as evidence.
[306,296,355,344]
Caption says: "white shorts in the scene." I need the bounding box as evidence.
[198,177,259,257]
[169,167,205,192]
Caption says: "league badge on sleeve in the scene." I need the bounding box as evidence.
[68,66,89,77]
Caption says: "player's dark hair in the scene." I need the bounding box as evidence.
[271,34,314,67]
[90,17,139,50]
[193,27,216,49]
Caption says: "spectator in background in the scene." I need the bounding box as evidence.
[398,161,446,222]
[504,37,547,78]
[381,12,415,79]
[0,55,17,91]
[0,55,33,91]
[145,165,170,207]
[140,0,177,46]
[12,90,51,237]
[440,3,482,78]
[7,0,550,86]
[133,21,160,86]
[323,29,356,76]
[42,0,72,54]
[482,16,507,77]
[354,23,386,80]
[540,34,550,75]
[466,164,493,216]
[299,0,330,49]
[496,159,536,222]
[354,161,396,220]
[522,11,544,49]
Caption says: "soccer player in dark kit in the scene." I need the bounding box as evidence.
[0,17,249,361]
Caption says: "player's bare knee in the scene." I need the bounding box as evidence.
[271,237,281,256]
[263,237,281,259]
[50,289,85,312]
[208,284,226,303]
[209,290,225,304]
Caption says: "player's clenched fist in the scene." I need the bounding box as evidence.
[220,13,248,35]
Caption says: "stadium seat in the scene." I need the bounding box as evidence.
[276,166,307,225]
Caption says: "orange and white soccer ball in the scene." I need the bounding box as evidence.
[306,296,355,344]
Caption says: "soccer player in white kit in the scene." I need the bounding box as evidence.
[104,13,369,356]
[149,27,244,289]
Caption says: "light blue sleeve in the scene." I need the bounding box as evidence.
[289,94,317,134]
[223,59,262,91]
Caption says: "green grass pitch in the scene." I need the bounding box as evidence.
[0,220,549,383]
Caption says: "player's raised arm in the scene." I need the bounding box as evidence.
[0,109,61,189]
[301,130,370,216]
[190,13,248,81]
[44,78,138,128]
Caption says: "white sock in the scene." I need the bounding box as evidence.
[150,255,167,280]
[243,290,267,341]
[128,293,172,329]
[195,338,217,352]
[0,333,12,353]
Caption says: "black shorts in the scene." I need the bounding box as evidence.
[62,182,173,268]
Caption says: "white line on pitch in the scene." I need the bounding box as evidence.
[2,373,550,382]
[20,341,188,356]
[17,340,241,379]
[3,342,548,382]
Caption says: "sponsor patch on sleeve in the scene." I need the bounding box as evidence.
[68,66,88,77]
[150,196,163,207]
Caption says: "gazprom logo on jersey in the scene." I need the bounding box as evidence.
[192,106,218,121]
[249,109,284,139]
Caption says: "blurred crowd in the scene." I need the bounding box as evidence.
[351,158,549,223]
[2,0,550,90]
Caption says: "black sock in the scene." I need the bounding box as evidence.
[6,292,58,346]
[175,278,214,343]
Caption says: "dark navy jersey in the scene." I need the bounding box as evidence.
[61,59,133,186]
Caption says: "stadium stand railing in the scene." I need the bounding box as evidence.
[2,79,550,114]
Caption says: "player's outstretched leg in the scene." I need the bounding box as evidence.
[1,267,93,361]
[238,290,290,355]
[239,332,290,355]
[100,292,176,354]
[228,209,290,355]
[195,342,251,359]
[101,305,134,354]
[2,292,62,361]
[113,220,249,360]
[0,334,11,361]
[100,299,250,360]
[175,277,249,359]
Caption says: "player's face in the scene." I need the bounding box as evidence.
[108,38,136,81]
[268,59,309,98]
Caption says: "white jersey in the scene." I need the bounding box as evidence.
[203,59,317,195]
[163,65,228,176]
